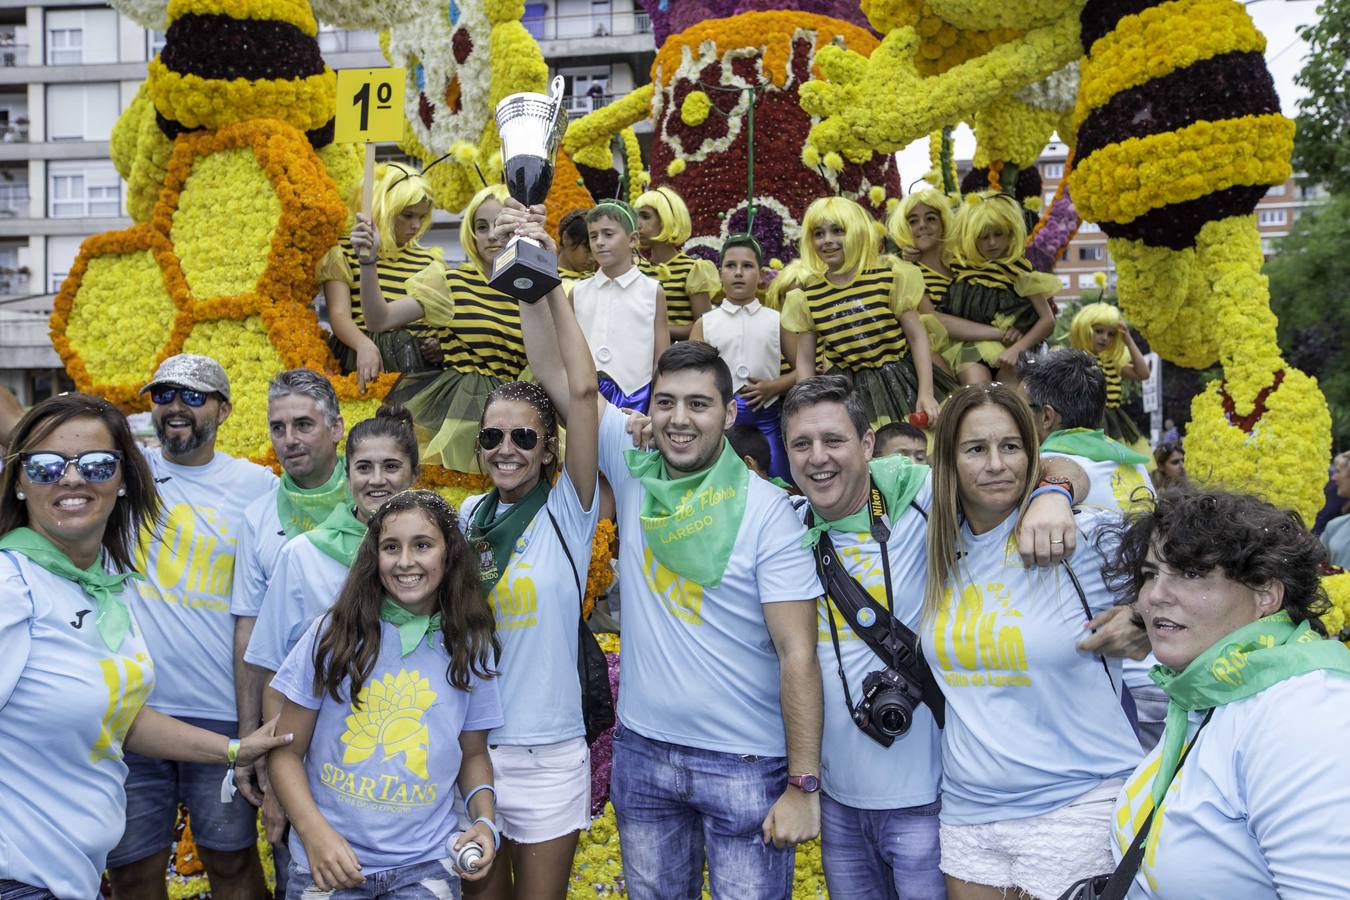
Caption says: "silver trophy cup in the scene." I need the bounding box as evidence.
[490,75,569,303]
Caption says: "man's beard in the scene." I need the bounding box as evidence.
[156,417,216,457]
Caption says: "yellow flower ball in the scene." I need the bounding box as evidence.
[667,157,687,177]
[680,90,712,127]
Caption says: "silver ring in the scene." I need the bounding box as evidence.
[1050,539,1065,544]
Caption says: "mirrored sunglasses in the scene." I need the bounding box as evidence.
[150,386,210,407]
[20,450,123,484]
[477,427,539,451]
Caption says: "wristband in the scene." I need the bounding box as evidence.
[473,815,501,851]
[463,783,495,812]
[226,738,241,765]
[1029,484,1073,505]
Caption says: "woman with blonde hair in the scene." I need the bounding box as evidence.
[936,193,1060,386]
[319,163,449,389]
[783,195,955,428]
[1068,302,1152,451]
[888,188,957,307]
[633,185,720,340]
[362,183,531,472]
[921,383,1142,900]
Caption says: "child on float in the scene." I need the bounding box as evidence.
[571,200,669,413]
[455,350,601,899]
[936,191,1061,386]
[268,489,502,896]
[359,184,531,473]
[690,233,795,481]
[783,195,956,429]
[1069,302,1153,454]
[246,406,421,724]
[319,164,449,390]
[633,185,720,340]
[888,188,957,308]
[556,208,593,294]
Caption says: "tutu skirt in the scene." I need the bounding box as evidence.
[327,329,430,376]
[836,356,959,429]
[389,367,503,472]
[1104,406,1148,454]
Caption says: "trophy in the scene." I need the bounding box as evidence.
[489,75,569,303]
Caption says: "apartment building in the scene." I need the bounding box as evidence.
[0,0,655,401]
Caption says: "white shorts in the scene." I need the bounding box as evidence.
[458,737,591,845]
[938,779,1123,900]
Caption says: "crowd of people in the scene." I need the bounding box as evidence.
[1,176,1349,900]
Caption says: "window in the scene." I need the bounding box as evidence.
[48,235,85,292]
[1267,183,1286,196]
[1261,239,1275,255]
[522,3,546,39]
[48,161,121,217]
[1042,162,1064,179]
[1079,221,1101,233]
[1078,273,1102,288]
[0,181,29,216]
[591,0,611,35]
[1057,274,1071,290]
[560,68,611,113]
[1258,209,1287,226]
[46,9,117,65]
[45,83,120,141]
[148,31,168,58]
[1078,245,1104,261]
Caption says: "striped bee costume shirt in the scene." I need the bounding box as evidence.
[780,263,925,371]
[436,263,529,380]
[638,251,720,327]
[1098,354,1124,409]
[918,262,953,307]
[317,238,450,346]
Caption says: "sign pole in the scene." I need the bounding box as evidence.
[362,143,376,216]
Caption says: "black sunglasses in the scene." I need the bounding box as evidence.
[20,450,123,484]
[150,386,212,407]
[477,427,539,451]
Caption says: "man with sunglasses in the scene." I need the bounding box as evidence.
[103,354,278,900]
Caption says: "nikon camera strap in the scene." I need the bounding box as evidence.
[809,481,946,729]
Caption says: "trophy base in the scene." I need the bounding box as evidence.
[489,236,561,304]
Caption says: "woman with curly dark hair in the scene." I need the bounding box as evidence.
[1101,487,1350,898]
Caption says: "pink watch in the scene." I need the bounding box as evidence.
[787,773,820,793]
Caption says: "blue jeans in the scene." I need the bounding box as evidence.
[610,721,793,900]
[108,716,259,866]
[284,858,461,899]
[0,880,55,899]
[820,793,945,900]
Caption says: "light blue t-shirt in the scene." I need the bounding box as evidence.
[1113,670,1350,898]
[134,448,276,719]
[598,404,823,757]
[244,533,349,673]
[810,472,942,810]
[229,484,291,617]
[0,551,156,899]
[460,469,599,745]
[922,507,1141,825]
[272,616,504,874]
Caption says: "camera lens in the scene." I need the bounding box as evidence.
[874,697,912,736]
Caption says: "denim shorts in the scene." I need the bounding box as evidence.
[107,716,259,866]
[285,857,461,899]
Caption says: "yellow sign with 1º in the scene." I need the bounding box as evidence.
[335,68,406,143]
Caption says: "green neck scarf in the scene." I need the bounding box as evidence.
[276,457,350,539]
[1040,428,1150,466]
[466,480,550,595]
[0,527,141,652]
[379,596,443,656]
[802,454,928,548]
[624,440,750,588]
[1149,611,1350,806]
[308,504,367,568]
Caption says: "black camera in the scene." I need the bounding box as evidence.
[853,667,925,747]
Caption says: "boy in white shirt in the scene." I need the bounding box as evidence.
[691,234,797,481]
[571,200,669,413]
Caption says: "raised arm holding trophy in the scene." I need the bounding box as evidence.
[489,75,570,303]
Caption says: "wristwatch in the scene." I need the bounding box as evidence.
[787,773,821,793]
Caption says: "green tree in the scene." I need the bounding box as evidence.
[1264,193,1350,447]
[1292,0,1350,195]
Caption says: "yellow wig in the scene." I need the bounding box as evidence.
[634,185,693,245]
[372,163,434,259]
[460,183,510,276]
[799,196,878,278]
[950,191,1027,267]
[1070,302,1130,368]
[887,189,954,257]
[763,258,811,311]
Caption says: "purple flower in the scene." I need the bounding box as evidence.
[1027,189,1080,273]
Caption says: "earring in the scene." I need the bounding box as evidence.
[117,488,126,497]
[15,491,24,500]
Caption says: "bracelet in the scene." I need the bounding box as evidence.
[226,738,241,765]
[463,783,495,812]
[473,815,501,851]
[1029,484,1073,505]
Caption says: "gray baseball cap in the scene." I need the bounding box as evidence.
[141,354,231,402]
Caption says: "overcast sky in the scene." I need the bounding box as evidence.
[895,0,1325,178]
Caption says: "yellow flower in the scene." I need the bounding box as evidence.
[681,90,712,127]
[667,157,687,177]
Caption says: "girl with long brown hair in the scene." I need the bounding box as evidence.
[921,384,1142,900]
[267,490,503,895]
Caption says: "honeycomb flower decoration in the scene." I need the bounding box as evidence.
[50,118,394,466]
